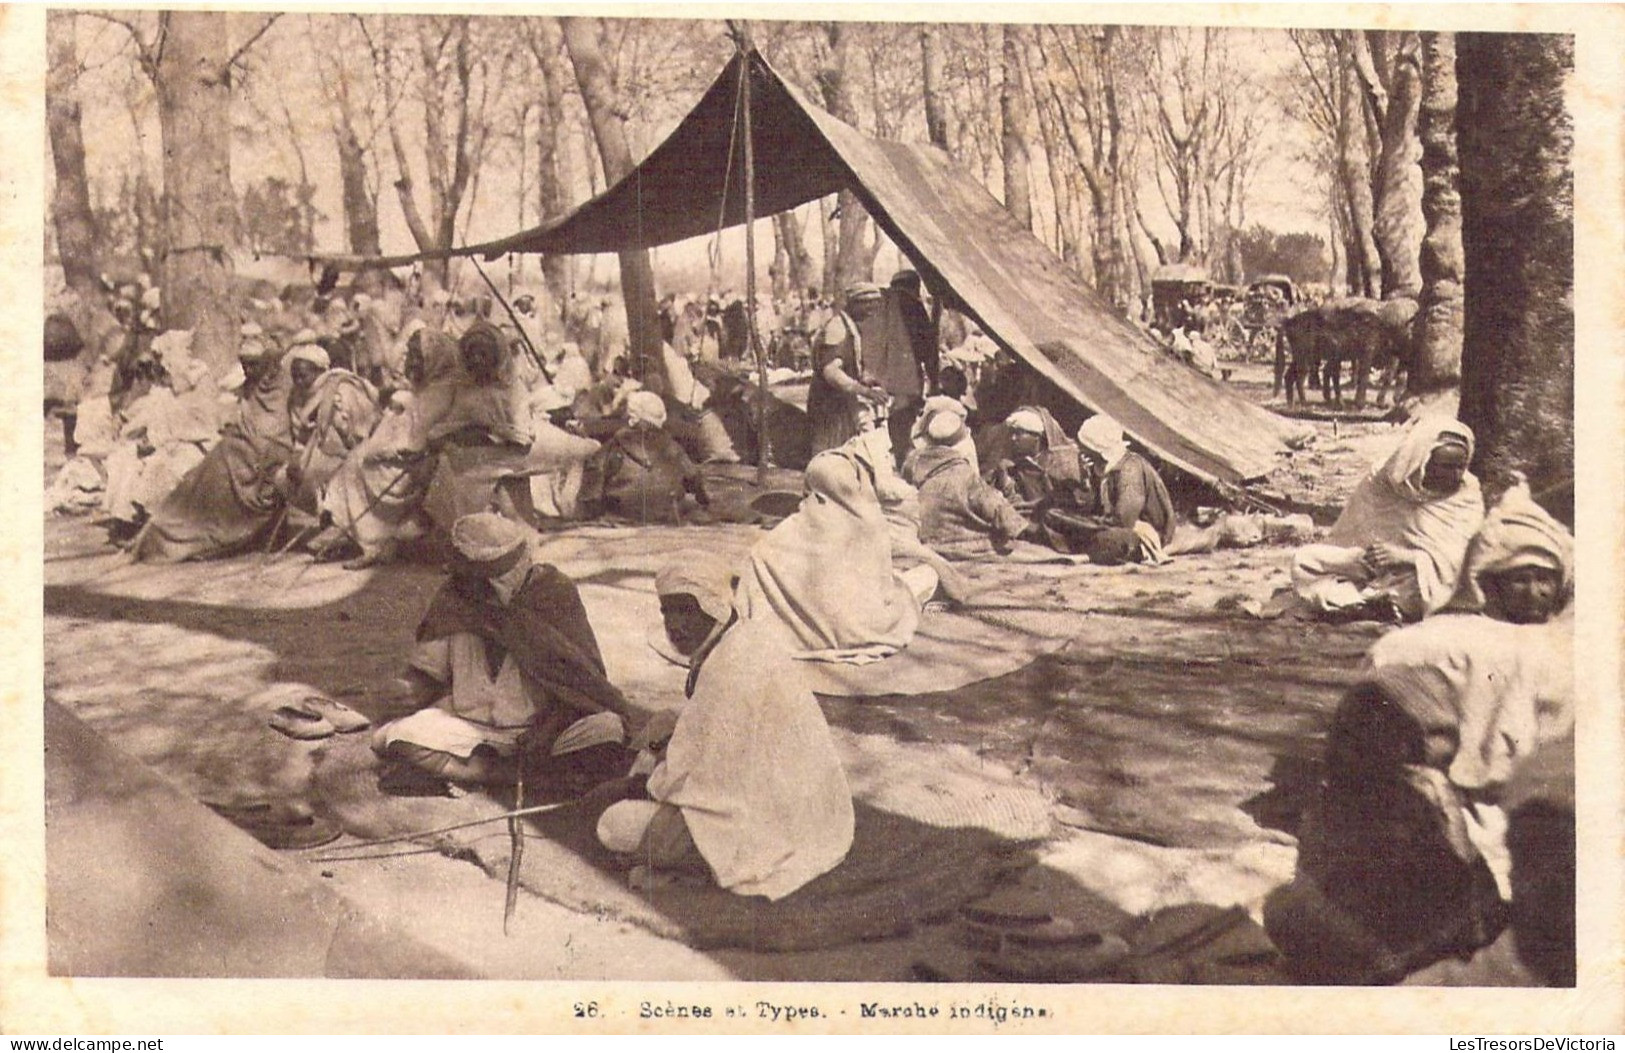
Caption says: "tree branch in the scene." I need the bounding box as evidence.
[82,10,157,78]
[224,13,282,74]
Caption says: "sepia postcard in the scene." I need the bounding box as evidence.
[2,0,1621,1035]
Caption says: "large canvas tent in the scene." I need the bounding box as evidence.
[338,48,1305,486]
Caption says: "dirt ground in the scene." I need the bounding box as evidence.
[41,384,1412,982]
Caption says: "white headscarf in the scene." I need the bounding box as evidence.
[1077,413,1130,469]
[625,390,668,428]
[286,343,331,371]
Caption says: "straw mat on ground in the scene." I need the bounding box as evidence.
[312,734,1042,952]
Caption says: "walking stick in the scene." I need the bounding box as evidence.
[306,457,422,563]
[504,757,526,935]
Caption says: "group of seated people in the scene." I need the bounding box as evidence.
[52,303,734,566]
[1268,419,1576,984]
[51,280,1578,958]
[368,480,898,899]
[892,396,1177,566]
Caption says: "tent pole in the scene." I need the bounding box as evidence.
[734,32,772,484]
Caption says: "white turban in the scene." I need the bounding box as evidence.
[1077,413,1129,465]
[626,390,668,428]
[1006,409,1045,435]
[286,343,330,371]
[920,396,969,446]
[450,512,530,566]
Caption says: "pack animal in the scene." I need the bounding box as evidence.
[1280,297,1417,409]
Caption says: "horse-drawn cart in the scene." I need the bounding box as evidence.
[1242,274,1297,362]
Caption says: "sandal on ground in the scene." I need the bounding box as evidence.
[297,694,371,733]
[267,701,336,740]
[205,799,341,850]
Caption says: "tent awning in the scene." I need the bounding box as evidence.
[328,49,1305,485]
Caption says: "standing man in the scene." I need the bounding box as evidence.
[862,269,938,467]
[806,282,889,455]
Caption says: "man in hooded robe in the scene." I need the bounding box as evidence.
[596,554,854,899]
[317,328,457,568]
[102,330,222,536]
[373,513,629,788]
[284,341,381,515]
[410,322,538,530]
[734,447,936,664]
[1070,413,1178,566]
[1291,417,1485,622]
[902,400,1029,560]
[131,337,297,562]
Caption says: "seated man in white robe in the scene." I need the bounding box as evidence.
[596,556,854,899]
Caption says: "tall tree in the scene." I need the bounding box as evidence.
[154,12,246,372]
[1456,32,1574,519]
[1409,31,1464,399]
[558,16,662,373]
[919,24,953,151]
[815,22,873,294]
[365,16,488,290]
[999,24,1034,231]
[1356,30,1425,297]
[316,17,382,257]
[46,12,101,295]
[524,19,574,311]
[1333,31,1382,297]
[94,11,278,372]
[774,209,816,295]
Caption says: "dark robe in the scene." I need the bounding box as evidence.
[416,563,629,730]
[1097,451,1177,546]
[590,422,707,524]
[131,368,295,562]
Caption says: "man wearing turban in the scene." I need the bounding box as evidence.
[373,512,630,789]
[582,390,710,524]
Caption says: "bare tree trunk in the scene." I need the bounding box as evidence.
[531,19,572,311]
[155,11,238,375]
[817,23,872,294]
[46,12,100,295]
[334,117,381,257]
[1363,32,1425,297]
[1000,24,1034,232]
[559,16,662,375]
[775,209,815,295]
[920,25,953,151]
[1457,32,1574,519]
[1409,31,1463,398]
[767,214,789,301]
[818,197,839,297]
[1335,33,1382,297]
